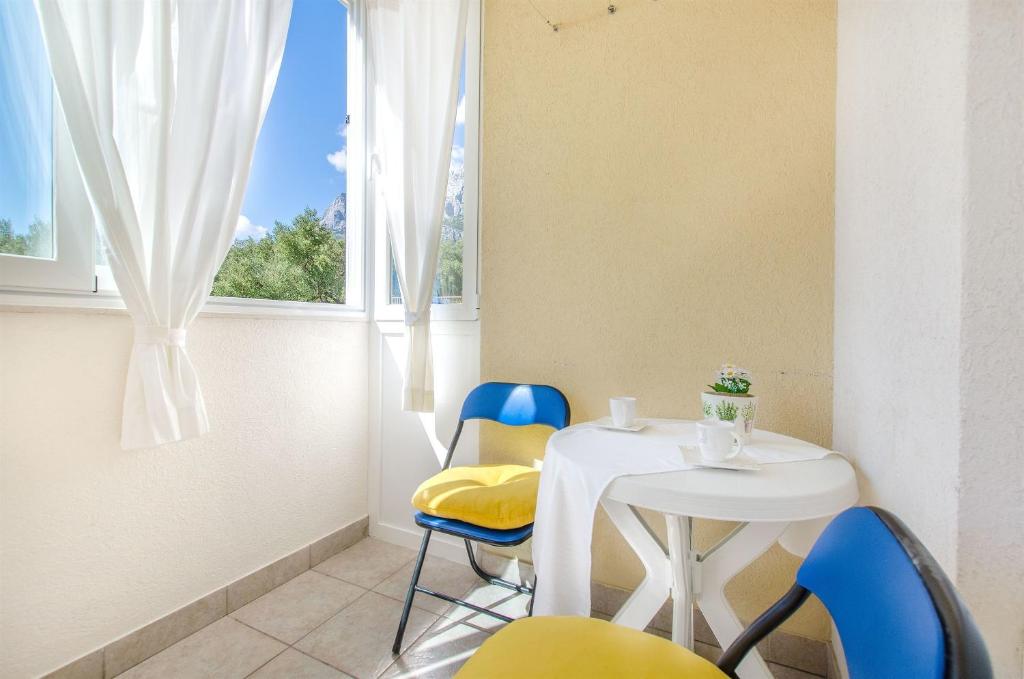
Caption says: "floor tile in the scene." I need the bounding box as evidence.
[374,556,481,616]
[232,571,366,644]
[42,650,103,679]
[248,649,352,679]
[589,609,673,642]
[768,661,825,679]
[380,619,490,679]
[311,517,369,567]
[115,617,285,679]
[105,589,227,678]
[295,591,436,679]
[313,539,416,590]
[694,640,722,663]
[477,551,534,586]
[826,644,843,679]
[228,548,310,613]
[645,625,671,640]
[444,583,530,632]
[769,632,828,676]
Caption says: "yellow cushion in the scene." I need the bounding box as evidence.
[455,616,726,679]
[411,464,540,530]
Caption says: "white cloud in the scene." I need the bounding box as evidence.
[327,148,347,172]
[451,144,465,166]
[455,96,466,125]
[327,121,349,173]
[234,214,268,241]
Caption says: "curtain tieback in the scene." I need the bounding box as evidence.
[404,311,420,326]
[135,325,187,347]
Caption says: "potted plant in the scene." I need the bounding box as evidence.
[701,364,758,438]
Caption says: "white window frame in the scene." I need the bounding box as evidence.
[0,87,95,294]
[372,0,481,323]
[1,0,369,322]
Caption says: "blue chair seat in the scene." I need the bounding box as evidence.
[415,512,534,546]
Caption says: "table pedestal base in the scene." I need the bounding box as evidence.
[602,498,788,679]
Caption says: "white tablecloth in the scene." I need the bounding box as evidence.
[531,419,832,617]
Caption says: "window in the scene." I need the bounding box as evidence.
[210,0,360,308]
[382,2,480,319]
[0,2,52,260]
[0,1,93,293]
[0,0,479,317]
[1,0,365,308]
[387,63,468,307]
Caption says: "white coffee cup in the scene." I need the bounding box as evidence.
[609,397,637,428]
[696,419,744,461]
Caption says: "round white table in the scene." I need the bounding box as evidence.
[549,419,858,679]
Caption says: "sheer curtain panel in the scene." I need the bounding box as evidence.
[367,0,468,412]
[34,0,292,449]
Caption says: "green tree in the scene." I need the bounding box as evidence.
[436,211,463,302]
[276,207,346,303]
[0,218,51,257]
[212,207,345,304]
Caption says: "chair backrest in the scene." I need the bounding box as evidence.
[459,382,570,430]
[795,507,992,679]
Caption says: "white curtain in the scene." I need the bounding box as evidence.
[35,0,292,449]
[367,0,468,412]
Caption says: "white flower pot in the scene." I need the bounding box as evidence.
[701,392,758,438]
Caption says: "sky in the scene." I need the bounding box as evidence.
[237,0,351,240]
[238,0,468,241]
[0,0,466,246]
[0,0,54,248]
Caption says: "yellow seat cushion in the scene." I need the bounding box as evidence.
[412,464,540,530]
[455,616,726,679]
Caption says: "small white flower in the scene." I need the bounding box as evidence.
[717,364,751,382]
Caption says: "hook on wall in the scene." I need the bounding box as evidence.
[529,0,628,34]
[528,0,560,32]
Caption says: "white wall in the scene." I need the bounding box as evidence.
[834,0,966,572]
[0,310,369,678]
[369,320,480,563]
[958,1,1024,675]
[834,1,1023,675]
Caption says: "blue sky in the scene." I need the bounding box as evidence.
[1,0,465,244]
[0,0,53,242]
[238,0,467,241]
[237,0,351,240]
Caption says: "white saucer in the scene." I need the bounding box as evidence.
[680,445,761,471]
[593,417,648,433]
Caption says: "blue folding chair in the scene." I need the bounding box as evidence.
[456,506,993,678]
[392,382,570,654]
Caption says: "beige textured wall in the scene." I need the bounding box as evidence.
[480,0,836,639]
[0,310,369,677]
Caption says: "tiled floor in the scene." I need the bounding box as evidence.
[113,538,822,679]
[114,538,529,679]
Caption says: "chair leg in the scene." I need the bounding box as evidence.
[393,529,432,655]
[463,539,534,595]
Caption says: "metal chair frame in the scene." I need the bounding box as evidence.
[392,383,570,655]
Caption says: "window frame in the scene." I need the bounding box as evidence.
[1,0,370,321]
[0,65,95,294]
[372,0,481,324]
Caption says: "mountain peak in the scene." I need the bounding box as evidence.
[320,194,346,239]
